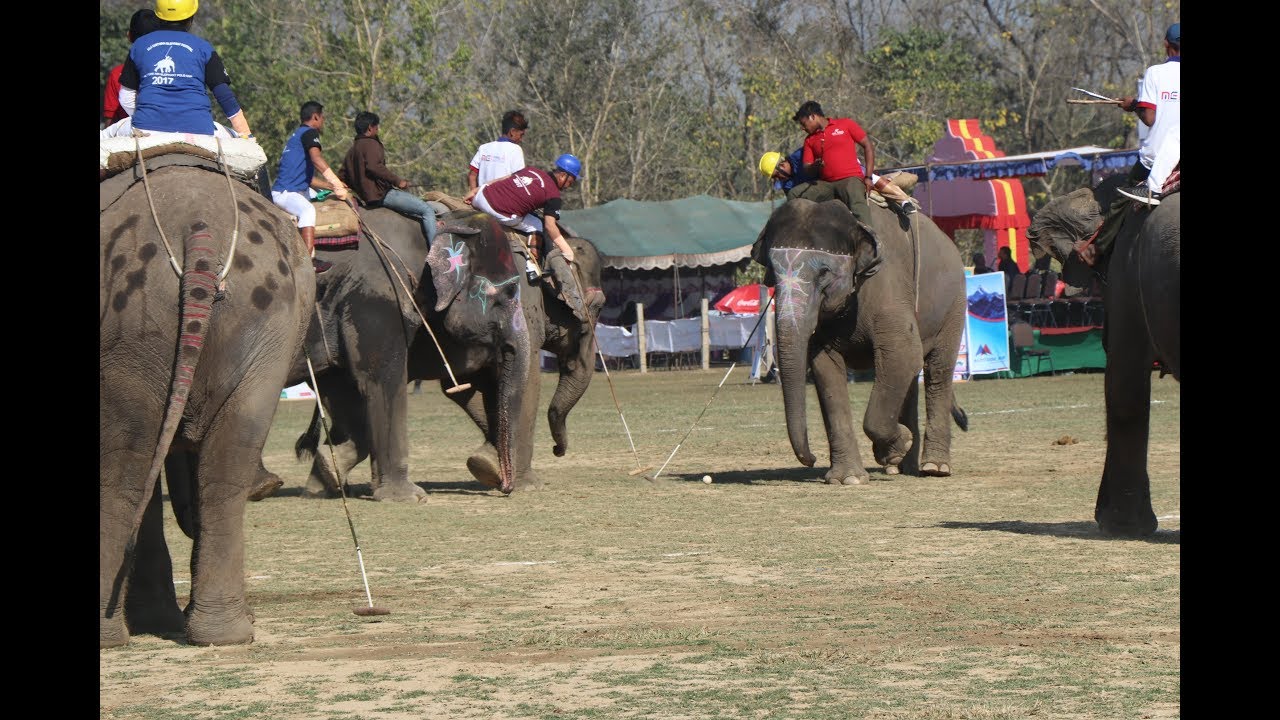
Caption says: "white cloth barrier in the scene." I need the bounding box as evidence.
[594,315,766,358]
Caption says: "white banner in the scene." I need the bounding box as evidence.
[594,315,766,358]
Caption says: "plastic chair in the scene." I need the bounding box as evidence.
[1011,321,1055,376]
[1005,274,1027,320]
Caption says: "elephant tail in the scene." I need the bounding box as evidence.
[951,401,969,432]
[127,227,222,557]
[294,404,322,461]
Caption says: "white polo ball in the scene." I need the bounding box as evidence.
[702,475,713,484]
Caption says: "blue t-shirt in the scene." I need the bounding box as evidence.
[273,126,323,193]
[774,147,814,192]
[127,30,225,135]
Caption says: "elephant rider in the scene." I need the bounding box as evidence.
[102,9,157,129]
[340,111,439,245]
[106,0,253,142]
[786,100,877,226]
[1075,21,1180,270]
[463,154,589,323]
[759,149,917,216]
[271,100,352,274]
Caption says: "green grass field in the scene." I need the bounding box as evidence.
[101,367,1180,719]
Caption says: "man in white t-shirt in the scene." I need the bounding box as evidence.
[1074,21,1180,269]
[468,110,528,190]
[1115,22,1180,201]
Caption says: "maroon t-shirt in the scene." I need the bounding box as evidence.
[481,167,563,220]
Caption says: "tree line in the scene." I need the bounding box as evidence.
[100,0,1177,214]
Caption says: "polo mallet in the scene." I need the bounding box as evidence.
[592,338,651,476]
[304,353,391,617]
[646,362,737,481]
[347,198,471,394]
[645,293,775,481]
[1070,87,1118,102]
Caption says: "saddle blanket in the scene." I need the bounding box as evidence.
[100,133,266,182]
[315,233,359,250]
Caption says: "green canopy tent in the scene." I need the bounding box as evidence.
[561,195,778,323]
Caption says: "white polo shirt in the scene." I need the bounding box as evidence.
[1136,57,1180,169]
[470,138,526,186]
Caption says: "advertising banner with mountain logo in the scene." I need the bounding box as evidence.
[964,272,1010,375]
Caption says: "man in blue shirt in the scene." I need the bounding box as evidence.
[758,148,812,195]
[116,0,254,140]
[271,101,351,274]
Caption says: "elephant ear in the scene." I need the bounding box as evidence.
[1026,188,1101,263]
[848,218,883,282]
[751,224,777,286]
[426,228,477,312]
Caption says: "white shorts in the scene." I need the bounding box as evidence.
[272,189,317,229]
[1146,125,1179,194]
[472,187,543,234]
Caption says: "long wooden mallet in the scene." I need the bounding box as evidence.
[646,362,736,481]
[592,338,651,476]
[304,352,391,617]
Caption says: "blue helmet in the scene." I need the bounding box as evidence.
[554,153,583,179]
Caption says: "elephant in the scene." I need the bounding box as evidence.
[255,206,532,502]
[101,163,315,647]
[1025,176,1180,537]
[289,230,605,493]
[751,197,969,484]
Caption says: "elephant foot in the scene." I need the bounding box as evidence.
[1096,508,1158,538]
[371,480,427,503]
[872,425,913,470]
[883,463,901,475]
[824,464,869,485]
[101,617,129,649]
[920,461,952,477]
[512,468,544,493]
[247,472,284,502]
[185,607,254,646]
[303,474,340,499]
[466,446,503,489]
[126,598,187,639]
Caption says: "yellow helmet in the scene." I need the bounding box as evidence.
[758,151,783,178]
[156,0,198,21]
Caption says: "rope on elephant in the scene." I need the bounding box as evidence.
[134,136,183,278]
[213,138,242,283]
[351,206,471,393]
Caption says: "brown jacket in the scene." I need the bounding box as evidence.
[340,136,405,205]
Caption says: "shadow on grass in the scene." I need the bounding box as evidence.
[936,520,1180,544]
[250,481,500,501]
[666,467,891,485]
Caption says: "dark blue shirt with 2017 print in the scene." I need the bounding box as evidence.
[272,126,324,193]
[120,30,236,135]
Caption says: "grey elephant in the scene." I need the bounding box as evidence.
[256,207,532,501]
[292,232,605,493]
[1026,177,1180,537]
[101,164,315,647]
[751,198,969,484]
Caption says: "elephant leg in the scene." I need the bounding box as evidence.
[305,375,370,499]
[101,394,162,648]
[1096,299,1159,538]
[896,380,922,476]
[184,391,280,646]
[165,450,196,537]
[920,313,964,476]
[449,381,501,488]
[356,353,425,503]
[811,348,868,485]
[865,340,922,472]
[247,457,285,502]
[124,475,186,640]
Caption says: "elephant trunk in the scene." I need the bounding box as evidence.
[547,332,596,457]
[776,321,817,467]
[496,311,532,494]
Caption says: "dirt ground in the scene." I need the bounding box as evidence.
[100,369,1179,719]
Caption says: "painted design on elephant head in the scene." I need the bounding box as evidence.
[771,248,812,330]
[445,242,468,279]
[469,274,520,314]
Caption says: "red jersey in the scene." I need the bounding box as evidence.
[802,117,867,182]
[481,167,563,220]
[103,64,127,125]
